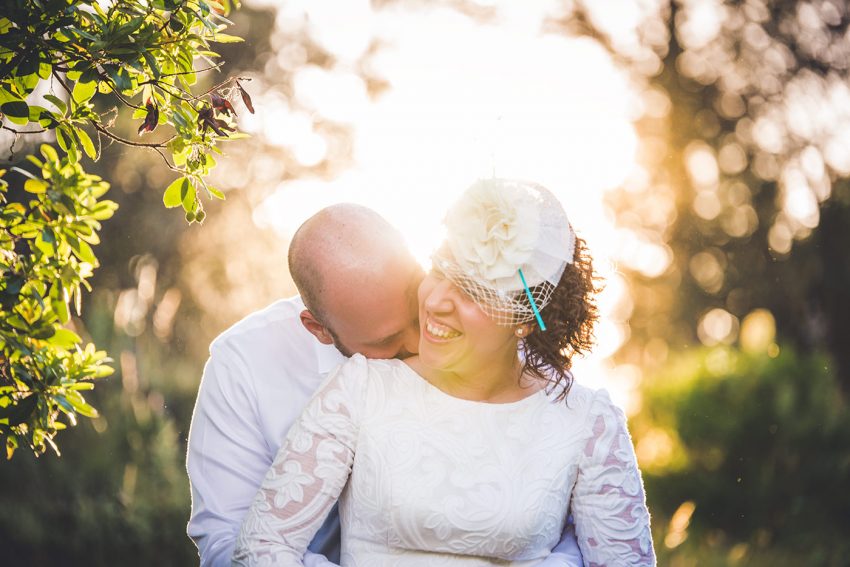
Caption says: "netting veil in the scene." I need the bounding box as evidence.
[432,178,576,327]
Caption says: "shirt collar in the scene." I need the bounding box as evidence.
[315,339,346,376]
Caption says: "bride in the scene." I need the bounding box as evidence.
[233,179,655,566]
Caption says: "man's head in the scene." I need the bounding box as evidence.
[289,203,423,359]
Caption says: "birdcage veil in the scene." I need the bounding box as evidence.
[432,178,576,328]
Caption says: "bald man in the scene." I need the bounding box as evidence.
[187,205,422,567]
[186,204,582,566]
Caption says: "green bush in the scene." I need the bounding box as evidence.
[0,388,195,566]
[635,347,850,564]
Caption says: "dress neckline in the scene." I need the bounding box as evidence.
[394,359,548,408]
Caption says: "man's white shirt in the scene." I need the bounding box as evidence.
[187,296,344,567]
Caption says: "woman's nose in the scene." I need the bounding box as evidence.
[423,278,456,314]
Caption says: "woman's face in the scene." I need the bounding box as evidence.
[417,270,518,375]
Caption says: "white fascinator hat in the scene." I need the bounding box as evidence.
[432,178,576,329]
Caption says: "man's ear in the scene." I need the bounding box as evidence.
[300,309,334,345]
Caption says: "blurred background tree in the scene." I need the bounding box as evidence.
[578,0,850,390]
[1,0,848,565]
[559,0,850,563]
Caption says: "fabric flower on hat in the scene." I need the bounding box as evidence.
[444,179,541,292]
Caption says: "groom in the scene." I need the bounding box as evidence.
[186,204,582,566]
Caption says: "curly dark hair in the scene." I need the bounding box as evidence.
[521,236,601,401]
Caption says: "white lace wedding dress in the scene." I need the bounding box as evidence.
[233,355,655,566]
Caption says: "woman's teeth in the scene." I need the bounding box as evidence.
[426,321,461,339]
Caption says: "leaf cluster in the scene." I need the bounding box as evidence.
[0,145,117,456]
[0,0,250,456]
[0,0,251,221]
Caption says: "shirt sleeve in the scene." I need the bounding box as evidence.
[187,343,272,567]
[232,355,369,566]
[571,390,656,566]
[533,516,584,567]
[186,343,337,567]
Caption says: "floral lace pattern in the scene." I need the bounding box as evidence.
[234,355,655,566]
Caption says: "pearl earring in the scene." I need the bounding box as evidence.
[515,327,526,338]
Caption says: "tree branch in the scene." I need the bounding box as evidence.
[88,121,175,148]
[2,126,48,135]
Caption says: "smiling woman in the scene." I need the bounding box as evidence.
[417,179,600,403]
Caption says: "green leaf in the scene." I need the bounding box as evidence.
[43,94,67,114]
[64,390,98,418]
[1,100,29,125]
[54,395,76,415]
[27,105,58,128]
[52,294,70,324]
[9,165,37,180]
[12,70,39,97]
[48,328,82,349]
[37,60,52,80]
[0,86,22,104]
[68,236,96,264]
[55,126,71,152]
[117,16,145,37]
[79,67,99,85]
[56,126,79,163]
[207,185,226,200]
[16,53,39,79]
[93,366,114,378]
[163,177,189,208]
[210,33,244,43]
[24,179,47,193]
[75,127,97,160]
[182,179,197,212]
[40,143,59,163]
[105,66,133,93]
[35,230,55,255]
[90,201,118,221]
[142,51,161,79]
[71,80,97,105]
[170,110,188,129]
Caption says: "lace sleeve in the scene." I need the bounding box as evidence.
[232,355,369,566]
[571,390,656,566]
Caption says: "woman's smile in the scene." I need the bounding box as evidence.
[423,317,463,341]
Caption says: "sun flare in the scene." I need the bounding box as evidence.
[249,2,641,403]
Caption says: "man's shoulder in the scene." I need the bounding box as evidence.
[205,295,345,392]
[209,296,308,356]
[210,295,304,350]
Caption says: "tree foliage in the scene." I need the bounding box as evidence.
[0,0,251,457]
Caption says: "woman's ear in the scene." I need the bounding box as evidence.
[514,324,533,339]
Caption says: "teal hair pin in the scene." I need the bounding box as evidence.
[518,268,547,331]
